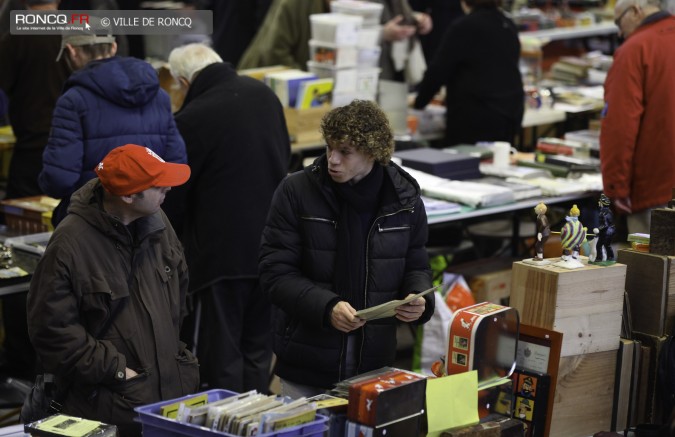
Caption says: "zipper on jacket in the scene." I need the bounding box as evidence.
[377,224,411,233]
[356,206,415,373]
[300,216,337,228]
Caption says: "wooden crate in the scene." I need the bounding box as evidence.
[617,249,675,336]
[510,260,626,357]
[549,350,616,437]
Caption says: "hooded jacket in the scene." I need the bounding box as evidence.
[27,179,199,435]
[259,155,434,388]
[39,56,186,223]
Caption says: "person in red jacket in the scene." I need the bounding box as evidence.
[600,0,675,234]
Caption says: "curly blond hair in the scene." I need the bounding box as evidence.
[320,100,394,165]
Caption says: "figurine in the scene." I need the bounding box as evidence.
[524,202,551,266]
[590,194,616,264]
[555,204,586,269]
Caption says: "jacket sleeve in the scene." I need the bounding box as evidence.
[600,46,643,200]
[261,1,304,70]
[39,92,86,199]
[414,22,464,109]
[259,178,341,328]
[401,196,434,324]
[27,239,127,384]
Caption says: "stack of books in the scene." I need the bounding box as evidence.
[549,56,592,85]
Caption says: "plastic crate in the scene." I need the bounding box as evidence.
[310,13,362,45]
[330,1,383,27]
[309,40,358,68]
[135,389,329,437]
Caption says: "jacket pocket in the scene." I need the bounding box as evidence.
[176,343,199,394]
[78,276,129,338]
[95,371,151,424]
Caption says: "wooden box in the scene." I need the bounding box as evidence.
[284,106,331,146]
[510,260,626,357]
[0,195,57,233]
[617,249,675,336]
[548,350,616,437]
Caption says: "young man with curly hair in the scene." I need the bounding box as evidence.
[259,100,435,398]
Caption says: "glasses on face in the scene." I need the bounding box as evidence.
[614,5,635,28]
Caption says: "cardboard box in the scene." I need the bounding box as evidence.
[447,258,516,306]
[510,260,626,357]
[394,148,481,180]
[617,249,675,336]
[283,106,331,145]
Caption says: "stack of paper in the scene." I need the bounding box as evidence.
[403,167,515,208]
[421,196,462,216]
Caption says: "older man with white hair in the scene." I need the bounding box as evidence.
[163,43,290,394]
[599,0,675,234]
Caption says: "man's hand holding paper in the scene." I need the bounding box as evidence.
[331,301,366,333]
[355,285,439,322]
[395,294,426,322]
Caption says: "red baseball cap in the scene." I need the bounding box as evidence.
[95,144,190,196]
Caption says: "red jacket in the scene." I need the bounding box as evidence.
[600,14,675,212]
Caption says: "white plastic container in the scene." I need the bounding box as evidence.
[310,13,363,45]
[309,40,358,68]
[332,91,377,107]
[357,46,381,68]
[358,25,382,47]
[330,1,384,27]
[307,61,358,93]
[356,67,381,94]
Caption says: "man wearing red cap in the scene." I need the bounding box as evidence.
[24,144,199,436]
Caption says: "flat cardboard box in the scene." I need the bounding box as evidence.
[394,148,481,181]
[617,249,675,336]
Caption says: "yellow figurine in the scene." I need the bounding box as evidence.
[555,204,586,269]
[523,202,551,266]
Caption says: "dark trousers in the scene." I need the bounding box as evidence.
[193,279,273,394]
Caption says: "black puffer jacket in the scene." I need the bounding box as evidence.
[259,155,434,388]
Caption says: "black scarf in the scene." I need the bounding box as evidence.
[331,164,385,310]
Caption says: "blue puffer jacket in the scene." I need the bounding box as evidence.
[39,56,186,222]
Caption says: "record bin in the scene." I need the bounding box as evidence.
[134,389,329,437]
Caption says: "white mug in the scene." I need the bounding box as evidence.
[492,141,516,168]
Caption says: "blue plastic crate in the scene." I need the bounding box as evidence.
[134,389,328,437]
